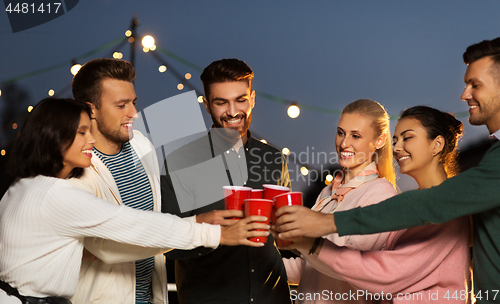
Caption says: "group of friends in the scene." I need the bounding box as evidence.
[0,36,499,304]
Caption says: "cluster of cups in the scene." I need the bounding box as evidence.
[223,185,303,245]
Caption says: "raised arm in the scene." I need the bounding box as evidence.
[302,218,470,295]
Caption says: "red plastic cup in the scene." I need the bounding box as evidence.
[263,184,291,200]
[223,186,252,219]
[250,189,264,199]
[263,184,291,224]
[273,192,303,246]
[244,199,273,243]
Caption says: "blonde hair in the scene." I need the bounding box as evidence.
[342,99,396,189]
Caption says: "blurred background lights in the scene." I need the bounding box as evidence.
[1,150,5,156]
[150,45,156,51]
[158,65,167,73]
[142,35,155,48]
[0,89,2,96]
[324,174,334,185]
[48,89,54,96]
[143,47,150,53]
[70,64,81,76]
[300,166,309,176]
[282,147,290,155]
[125,30,132,37]
[197,96,204,103]
[177,83,184,90]
[287,104,300,118]
[185,73,192,80]
[113,52,123,59]
[12,123,17,130]
[260,139,267,144]
[128,37,135,43]
[27,106,33,112]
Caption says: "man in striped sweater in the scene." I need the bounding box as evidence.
[69,58,169,304]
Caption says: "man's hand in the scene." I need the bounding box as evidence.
[275,205,337,239]
[270,229,316,252]
[196,209,244,226]
[220,216,270,247]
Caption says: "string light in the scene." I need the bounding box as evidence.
[128,37,135,43]
[287,104,300,118]
[282,147,290,155]
[70,64,81,76]
[300,167,309,176]
[177,83,184,90]
[113,52,123,59]
[158,65,167,73]
[142,35,155,48]
[12,123,17,129]
[143,47,150,53]
[150,45,156,51]
[0,89,2,97]
[325,174,333,185]
[1,150,5,156]
[48,89,55,96]
[185,73,192,80]
[197,96,205,103]
[125,30,132,37]
[27,106,33,112]
[260,139,267,144]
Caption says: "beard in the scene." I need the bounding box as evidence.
[469,93,500,126]
[212,112,252,139]
[95,116,133,145]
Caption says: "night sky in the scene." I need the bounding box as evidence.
[1,1,499,192]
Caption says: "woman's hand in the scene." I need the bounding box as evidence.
[220,216,270,247]
[275,205,337,239]
[196,209,244,226]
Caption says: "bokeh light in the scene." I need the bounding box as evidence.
[142,35,155,48]
[70,64,81,75]
[287,105,300,118]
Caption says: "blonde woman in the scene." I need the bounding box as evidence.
[282,99,397,303]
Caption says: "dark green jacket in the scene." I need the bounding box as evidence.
[336,141,500,304]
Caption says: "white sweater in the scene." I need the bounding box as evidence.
[0,176,220,301]
[70,130,175,304]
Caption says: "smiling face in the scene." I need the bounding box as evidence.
[392,118,437,179]
[461,56,500,133]
[59,111,95,178]
[91,78,138,154]
[204,81,255,143]
[336,113,384,178]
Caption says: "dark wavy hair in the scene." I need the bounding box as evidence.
[72,58,135,109]
[463,37,500,82]
[8,98,91,179]
[399,106,463,177]
[200,58,254,99]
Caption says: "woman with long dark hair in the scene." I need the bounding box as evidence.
[0,98,268,304]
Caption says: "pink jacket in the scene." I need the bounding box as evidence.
[284,176,397,304]
[304,217,471,303]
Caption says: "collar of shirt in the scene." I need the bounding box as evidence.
[489,129,500,141]
[209,128,254,155]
